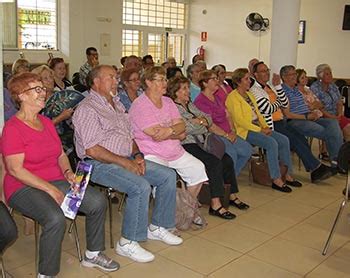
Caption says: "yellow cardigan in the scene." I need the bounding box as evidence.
[225,89,269,140]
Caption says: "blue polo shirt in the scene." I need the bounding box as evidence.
[282,83,309,115]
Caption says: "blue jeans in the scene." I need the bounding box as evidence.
[288,118,343,162]
[274,119,320,172]
[0,201,17,253]
[220,136,252,176]
[246,130,292,179]
[88,159,177,242]
[8,180,106,276]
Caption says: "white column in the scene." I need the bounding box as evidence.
[269,0,301,76]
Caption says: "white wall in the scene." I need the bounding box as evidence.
[188,0,272,71]
[298,0,350,79]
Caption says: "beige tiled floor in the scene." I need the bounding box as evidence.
[3,158,350,277]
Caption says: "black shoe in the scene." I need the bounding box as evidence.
[338,167,347,175]
[285,179,302,187]
[209,206,236,220]
[229,198,250,210]
[272,183,292,193]
[311,164,333,183]
[331,166,347,176]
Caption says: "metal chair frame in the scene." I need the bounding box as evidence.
[9,209,82,276]
[322,168,350,255]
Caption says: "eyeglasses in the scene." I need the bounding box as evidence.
[153,77,168,82]
[21,86,47,94]
[128,78,140,82]
[257,69,270,74]
[207,77,219,81]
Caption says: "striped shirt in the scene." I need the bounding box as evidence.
[282,84,310,115]
[72,89,134,159]
[250,81,288,129]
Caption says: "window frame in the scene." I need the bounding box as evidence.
[2,0,59,51]
[122,0,188,65]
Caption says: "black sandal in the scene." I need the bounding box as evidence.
[229,198,250,210]
[209,206,236,220]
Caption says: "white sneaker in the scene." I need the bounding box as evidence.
[147,226,183,245]
[116,240,155,263]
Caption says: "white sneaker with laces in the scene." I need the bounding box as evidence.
[147,226,183,245]
[116,240,155,263]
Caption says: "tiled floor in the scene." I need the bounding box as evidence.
[3,155,350,277]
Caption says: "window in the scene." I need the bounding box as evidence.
[122,29,143,57]
[123,0,186,29]
[122,0,187,65]
[2,0,57,50]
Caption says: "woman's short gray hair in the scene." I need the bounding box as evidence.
[316,64,331,79]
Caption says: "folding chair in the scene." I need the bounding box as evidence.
[322,142,350,255]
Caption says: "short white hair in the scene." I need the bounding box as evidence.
[316,64,331,79]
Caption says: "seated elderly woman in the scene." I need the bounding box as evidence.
[211,64,233,105]
[226,68,302,193]
[193,70,252,177]
[48,57,74,92]
[32,65,77,167]
[2,73,119,277]
[118,68,143,111]
[167,76,249,219]
[129,66,208,198]
[310,64,350,142]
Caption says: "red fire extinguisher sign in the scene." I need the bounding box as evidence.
[201,32,207,42]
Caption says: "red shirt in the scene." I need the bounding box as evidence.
[2,115,64,202]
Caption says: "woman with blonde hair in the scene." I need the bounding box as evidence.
[226,68,302,193]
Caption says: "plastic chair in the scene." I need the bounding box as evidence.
[322,142,350,255]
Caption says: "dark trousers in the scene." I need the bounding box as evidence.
[0,201,17,253]
[274,119,320,172]
[183,143,238,198]
[8,180,107,276]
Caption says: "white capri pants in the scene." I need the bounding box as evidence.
[145,151,208,186]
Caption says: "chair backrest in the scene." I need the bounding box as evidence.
[338,142,350,172]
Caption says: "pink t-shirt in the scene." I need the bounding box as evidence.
[129,94,185,161]
[2,115,64,202]
[194,92,232,133]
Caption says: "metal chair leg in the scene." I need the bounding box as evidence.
[71,220,82,262]
[322,199,347,255]
[107,189,114,249]
[34,220,39,276]
[118,193,126,212]
[68,221,74,234]
[1,254,6,278]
